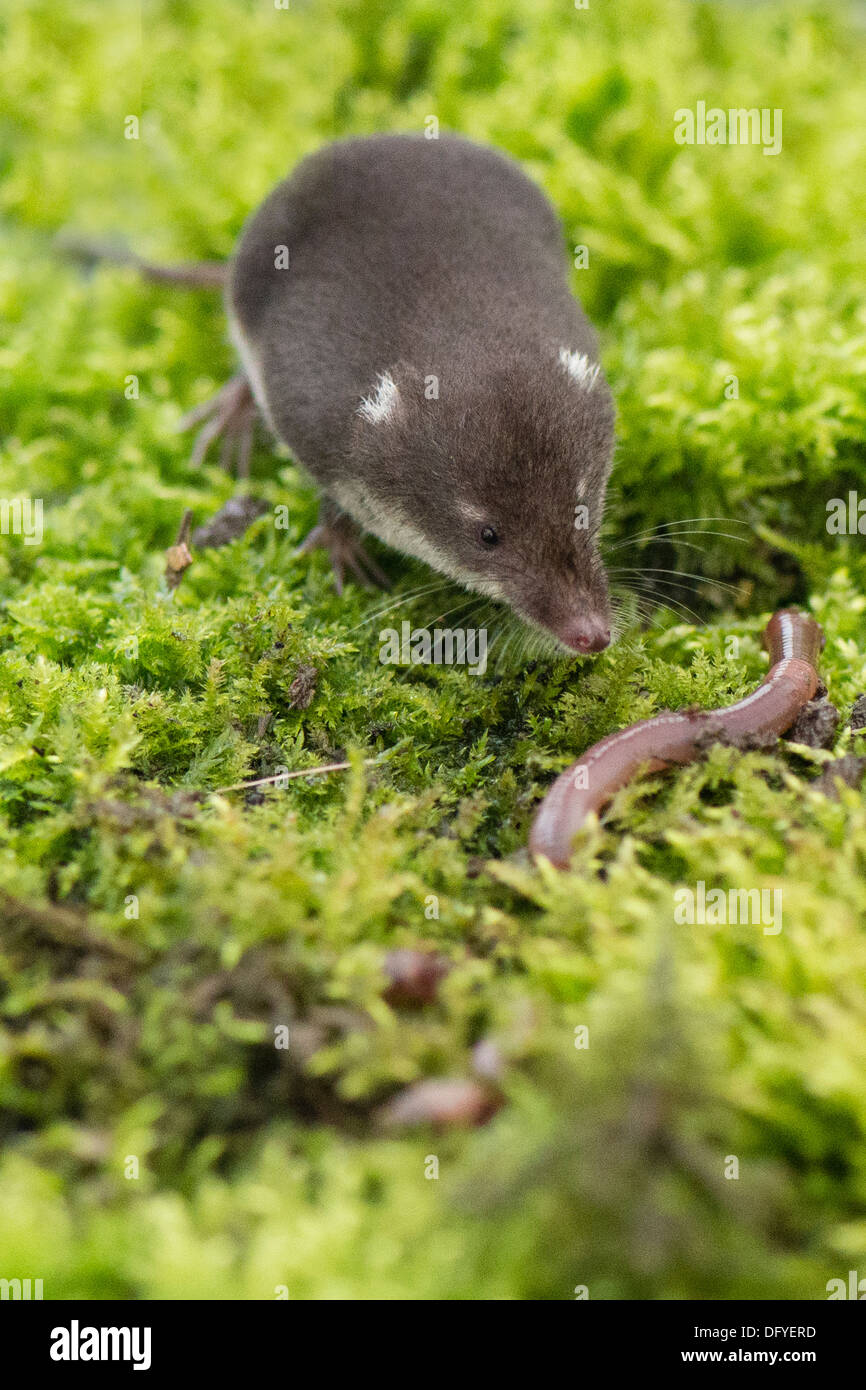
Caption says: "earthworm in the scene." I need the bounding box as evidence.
[530,609,824,868]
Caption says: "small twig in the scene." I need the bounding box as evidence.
[212,758,377,795]
[175,508,194,547]
[166,508,195,590]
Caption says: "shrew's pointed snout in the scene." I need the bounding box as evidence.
[556,613,611,654]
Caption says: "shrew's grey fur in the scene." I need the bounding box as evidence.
[228,133,616,650]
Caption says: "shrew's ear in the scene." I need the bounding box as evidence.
[357,370,400,425]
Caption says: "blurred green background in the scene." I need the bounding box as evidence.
[0,0,865,1299]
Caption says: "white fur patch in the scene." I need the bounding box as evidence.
[558,347,600,391]
[358,371,399,424]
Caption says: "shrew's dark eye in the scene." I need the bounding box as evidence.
[480,525,499,548]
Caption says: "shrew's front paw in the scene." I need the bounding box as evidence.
[177,373,257,477]
[296,509,390,594]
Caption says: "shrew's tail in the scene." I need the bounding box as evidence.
[56,232,226,288]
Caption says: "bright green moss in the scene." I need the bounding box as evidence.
[0,0,865,1299]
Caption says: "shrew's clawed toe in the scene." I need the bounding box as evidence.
[177,373,257,476]
[296,511,390,594]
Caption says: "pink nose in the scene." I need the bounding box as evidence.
[557,617,611,654]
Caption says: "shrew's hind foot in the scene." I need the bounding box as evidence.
[296,505,390,594]
[177,373,257,476]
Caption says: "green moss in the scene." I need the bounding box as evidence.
[1,0,865,1298]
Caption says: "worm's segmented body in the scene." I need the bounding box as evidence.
[529,610,824,868]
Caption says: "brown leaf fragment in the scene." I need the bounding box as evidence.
[288,663,318,710]
[786,695,840,749]
[192,495,269,549]
[693,720,778,754]
[379,1078,502,1131]
[848,694,866,732]
[812,755,866,799]
[383,949,449,1007]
